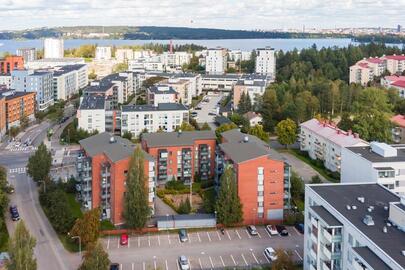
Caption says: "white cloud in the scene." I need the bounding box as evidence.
[0,0,404,30]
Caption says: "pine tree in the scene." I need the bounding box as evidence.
[215,166,243,226]
[79,242,110,270]
[238,92,246,114]
[27,143,52,183]
[7,221,37,270]
[123,146,150,229]
[245,93,252,112]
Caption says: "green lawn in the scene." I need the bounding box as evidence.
[284,149,340,183]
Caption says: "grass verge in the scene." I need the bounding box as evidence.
[0,221,9,252]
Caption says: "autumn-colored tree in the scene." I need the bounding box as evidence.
[70,208,101,247]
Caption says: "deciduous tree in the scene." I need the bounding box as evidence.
[275,119,297,148]
[271,249,295,270]
[27,143,52,183]
[79,242,110,270]
[7,221,36,270]
[70,208,101,247]
[248,125,269,142]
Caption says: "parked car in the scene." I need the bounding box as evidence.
[179,229,188,242]
[276,225,289,236]
[295,223,304,234]
[247,225,258,236]
[178,255,190,270]
[195,106,202,110]
[190,111,198,118]
[9,205,20,221]
[264,247,278,261]
[110,263,120,270]
[4,184,14,194]
[120,233,128,245]
[266,225,278,236]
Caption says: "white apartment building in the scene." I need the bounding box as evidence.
[0,75,12,88]
[350,55,405,86]
[53,64,88,101]
[201,74,240,91]
[341,142,405,195]
[44,38,64,59]
[77,95,107,133]
[16,48,37,62]
[101,72,134,104]
[160,78,192,105]
[205,48,227,75]
[95,47,112,60]
[304,183,405,270]
[233,75,268,108]
[147,85,178,106]
[162,52,192,68]
[115,49,134,62]
[128,58,165,73]
[25,58,85,69]
[228,50,251,62]
[299,119,368,172]
[133,50,156,60]
[121,103,189,137]
[255,47,276,78]
[144,72,202,98]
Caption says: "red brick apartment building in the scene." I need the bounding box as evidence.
[0,89,36,129]
[0,56,24,74]
[77,133,156,225]
[217,129,290,225]
[141,131,217,184]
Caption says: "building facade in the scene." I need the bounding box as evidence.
[11,69,54,111]
[147,85,178,106]
[141,131,217,184]
[77,133,155,225]
[0,75,12,88]
[0,56,24,74]
[304,183,405,270]
[16,48,37,63]
[0,89,36,129]
[121,103,189,138]
[255,47,276,78]
[95,47,112,60]
[341,142,405,195]
[205,48,228,75]
[217,129,289,224]
[390,114,405,143]
[53,64,88,101]
[115,49,134,62]
[44,38,64,59]
[233,75,268,108]
[0,96,5,140]
[299,119,368,172]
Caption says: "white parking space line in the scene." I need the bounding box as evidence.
[154,260,157,270]
[284,250,289,256]
[241,254,248,266]
[148,235,151,246]
[128,237,130,248]
[132,263,134,270]
[245,229,252,239]
[167,233,171,245]
[209,256,214,268]
[235,230,242,239]
[158,235,161,246]
[198,258,203,269]
[257,232,262,239]
[216,231,221,240]
[188,234,192,244]
[206,231,211,242]
[117,238,120,248]
[189,260,192,270]
[226,230,232,240]
[293,227,301,236]
[251,252,259,264]
[107,238,110,249]
[197,232,201,242]
[230,254,237,266]
[120,264,123,270]
[264,228,272,238]
[165,260,169,270]
[176,260,180,270]
[220,256,225,267]
[138,237,141,247]
[295,250,303,260]
[143,262,146,270]
[263,252,270,263]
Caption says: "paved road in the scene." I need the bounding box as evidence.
[105,226,304,270]
[278,152,326,183]
[0,120,80,270]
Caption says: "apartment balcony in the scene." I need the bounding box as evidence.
[310,248,317,260]
[322,245,332,261]
[310,265,317,270]
[82,185,92,192]
[101,193,111,200]
[311,231,318,243]
[311,217,318,228]
[101,182,111,189]
[101,171,110,178]
[322,261,331,270]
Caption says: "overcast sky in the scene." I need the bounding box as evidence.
[0,0,404,31]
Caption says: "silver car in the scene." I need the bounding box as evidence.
[178,256,190,270]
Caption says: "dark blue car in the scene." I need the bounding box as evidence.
[9,205,20,221]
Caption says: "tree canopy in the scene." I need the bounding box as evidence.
[79,242,110,270]
[27,143,52,183]
[70,208,101,247]
[7,221,37,270]
[276,119,297,147]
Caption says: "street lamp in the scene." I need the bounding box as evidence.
[68,232,81,257]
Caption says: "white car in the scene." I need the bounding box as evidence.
[264,247,277,261]
[266,225,278,236]
[178,256,190,270]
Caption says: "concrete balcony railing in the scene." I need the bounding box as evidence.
[322,245,332,261]
[323,229,332,243]
[311,231,318,243]
[322,261,331,270]
[311,217,318,228]
[310,248,317,260]
[310,265,317,270]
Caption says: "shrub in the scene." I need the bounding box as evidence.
[177,198,192,214]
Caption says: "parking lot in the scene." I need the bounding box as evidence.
[192,94,224,126]
[105,226,303,270]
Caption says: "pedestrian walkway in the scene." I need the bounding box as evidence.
[9,167,27,174]
[279,152,327,183]
[154,196,177,216]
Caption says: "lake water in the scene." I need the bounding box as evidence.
[0,38,360,54]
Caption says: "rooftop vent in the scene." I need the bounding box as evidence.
[346,205,351,210]
[383,226,388,233]
[357,197,365,203]
[402,250,405,256]
[370,142,397,157]
[384,206,389,211]
[352,205,357,210]
[109,137,116,144]
[363,215,375,226]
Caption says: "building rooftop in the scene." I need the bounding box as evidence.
[391,114,405,127]
[83,81,114,93]
[52,64,87,77]
[79,132,153,162]
[102,73,130,83]
[243,112,262,121]
[0,89,35,100]
[202,74,240,79]
[310,205,342,227]
[309,183,405,268]
[352,247,391,270]
[28,58,85,63]
[121,103,188,112]
[300,118,367,147]
[148,85,178,95]
[220,129,284,163]
[79,95,105,110]
[391,80,405,88]
[142,130,216,148]
[236,79,266,87]
[346,144,405,163]
[385,55,405,61]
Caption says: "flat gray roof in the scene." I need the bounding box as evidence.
[353,247,391,270]
[79,132,153,162]
[310,205,342,227]
[84,81,114,93]
[310,183,405,268]
[148,85,178,95]
[346,145,405,163]
[142,130,216,148]
[122,103,188,112]
[79,95,105,110]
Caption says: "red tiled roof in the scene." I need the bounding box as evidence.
[391,114,405,127]
[366,58,384,64]
[358,63,369,68]
[384,75,405,82]
[385,55,405,61]
[391,80,405,88]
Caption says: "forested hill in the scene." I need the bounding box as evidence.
[0,26,351,40]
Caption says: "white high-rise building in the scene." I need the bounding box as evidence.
[255,47,276,78]
[44,38,64,59]
[205,48,227,75]
[304,183,405,270]
[95,47,112,60]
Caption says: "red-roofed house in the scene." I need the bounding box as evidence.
[390,114,405,143]
[381,75,405,98]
